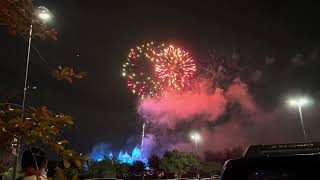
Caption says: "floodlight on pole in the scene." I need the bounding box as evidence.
[35,6,53,22]
[190,132,201,179]
[287,96,312,142]
[288,97,310,107]
[190,132,201,149]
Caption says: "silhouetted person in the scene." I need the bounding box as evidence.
[21,148,48,180]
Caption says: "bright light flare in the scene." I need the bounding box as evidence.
[190,132,201,142]
[287,96,311,107]
[35,6,52,22]
[38,12,51,21]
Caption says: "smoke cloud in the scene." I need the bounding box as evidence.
[138,79,227,128]
[142,134,157,157]
[138,77,318,155]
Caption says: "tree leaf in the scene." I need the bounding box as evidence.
[63,159,71,168]
[64,116,74,125]
[8,119,20,125]
[80,155,90,161]
[52,66,87,83]
[53,144,60,153]
[55,167,65,180]
[24,135,36,145]
[61,139,69,144]
[63,149,74,158]
[74,159,81,169]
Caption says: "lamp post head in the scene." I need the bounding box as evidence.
[35,6,52,22]
[287,96,311,108]
[190,132,201,142]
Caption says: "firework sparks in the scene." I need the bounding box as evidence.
[122,42,161,99]
[155,45,196,92]
[122,42,196,99]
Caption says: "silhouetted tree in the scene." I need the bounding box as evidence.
[148,154,161,172]
[0,148,14,173]
[204,146,244,163]
[199,161,223,177]
[160,150,199,178]
[129,160,146,175]
[115,163,130,178]
[84,158,117,178]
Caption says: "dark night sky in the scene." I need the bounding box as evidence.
[0,0,320,153]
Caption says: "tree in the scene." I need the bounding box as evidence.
[160,150,199,178]
[52,66,87,84]
[84,158,117,178]
[129,160,146,175]
[0,0,86,83]
[115,163,129,178]
[0,104,88,179]
[0,147,14,173]
[83,158,131,178]
[0,1,87,179]
[148,154,160,172]
[1,166,23,180]
[0,0,57,39]
[203,146,244,164]
[199,161,223,177]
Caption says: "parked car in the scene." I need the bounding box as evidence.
[220,142,320,180]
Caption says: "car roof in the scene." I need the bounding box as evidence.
[221,153,320,180]
[243,142,320,158]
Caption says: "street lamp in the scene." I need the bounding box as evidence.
[22,6,52,110]
[190,132,201,150]
[287,96,312,142]
[12,6,53,180]
[35,6,53,21]
[190,132,201,179]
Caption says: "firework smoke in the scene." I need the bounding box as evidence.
[138,77,319,155]
[138,79,227,128]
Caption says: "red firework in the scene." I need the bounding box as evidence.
[155,45,196,93]
[122,43,196,99]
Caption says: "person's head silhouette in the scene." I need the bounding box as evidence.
[21,147,47,179]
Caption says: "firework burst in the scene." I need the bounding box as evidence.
[122,42,161,99]
[122,42,196,99]
[155,45,196,93]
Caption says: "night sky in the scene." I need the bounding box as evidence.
[1,1,320,153]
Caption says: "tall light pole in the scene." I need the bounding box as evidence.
[190,132,201,179]
[12,6,52,180]
[22,6,52,111]
[141,123,145,150]
[190,132,201,151]
[287,96,311,142]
